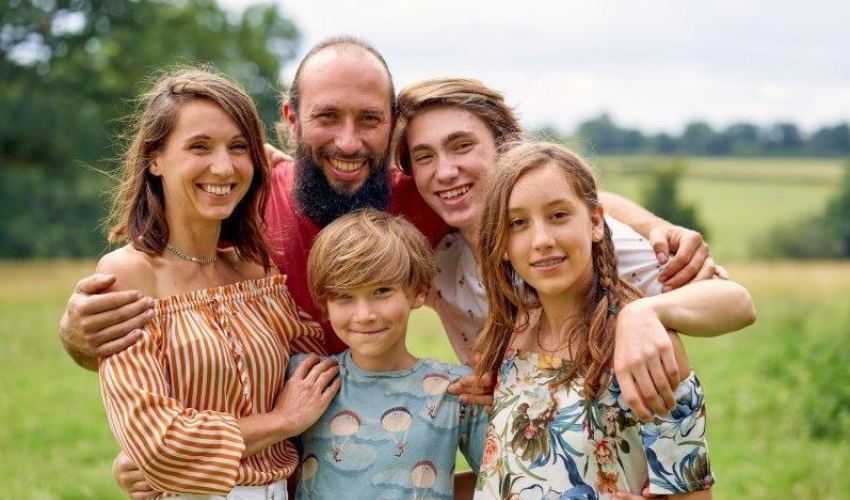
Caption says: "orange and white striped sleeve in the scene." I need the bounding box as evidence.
[98,326,246,495]
[270,286,327,356]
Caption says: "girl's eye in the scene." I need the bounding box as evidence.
[551,211,570,221]
[509,218,526,230]
[230,143,248,153]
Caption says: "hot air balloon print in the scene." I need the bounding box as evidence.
[410,460,438,500]
[299,454,319,498]
[329,410,360,462]
[422,373,452,418]
[381,406,413,457]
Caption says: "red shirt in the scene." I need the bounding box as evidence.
[264,162,449,354]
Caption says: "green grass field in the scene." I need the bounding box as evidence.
[592,156,847,261]
[2,156,849,499]
[3,260,850,499]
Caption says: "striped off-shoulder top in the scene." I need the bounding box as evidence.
[99,275,325,496]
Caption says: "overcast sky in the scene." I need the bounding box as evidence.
[222,1,849,134]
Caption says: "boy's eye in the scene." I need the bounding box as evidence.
[454,141,474,153]
[374,287,394,296]
[331,293,352,302]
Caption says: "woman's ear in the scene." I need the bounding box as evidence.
[149,159,162,177]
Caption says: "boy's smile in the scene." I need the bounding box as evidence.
[326,284,425,372]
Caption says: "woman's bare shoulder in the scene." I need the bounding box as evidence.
[96,245,158,296]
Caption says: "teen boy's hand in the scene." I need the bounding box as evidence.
[448,354,495,406]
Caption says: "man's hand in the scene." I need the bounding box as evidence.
[264,143,292,168]
[447,354,495,406]
[113,452,155,499]
[648,225,717,291]
[60,273,153,367]
[614,300,679,421]
[275,355,340,437]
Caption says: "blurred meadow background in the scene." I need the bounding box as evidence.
[2,1,849,499]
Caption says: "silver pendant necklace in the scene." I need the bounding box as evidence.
[165,243,217,265]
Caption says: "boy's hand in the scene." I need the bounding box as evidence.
[649,225,713,291]
[275,355,340,437]
[113,452,156,499]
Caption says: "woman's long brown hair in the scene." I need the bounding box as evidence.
[475,142,642,398]
[106,66,271,269]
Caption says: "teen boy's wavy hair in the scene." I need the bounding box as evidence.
[475,142,642,398]
[107,66,271,269]
[393,78,522,175]
[307,209,437,315]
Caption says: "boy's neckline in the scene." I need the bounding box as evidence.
[343,350,423,378]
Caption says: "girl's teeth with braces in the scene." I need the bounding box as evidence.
[200,184,233,196]
[532,257,565,267]
[330,158,364,172]
[438,185,471,200]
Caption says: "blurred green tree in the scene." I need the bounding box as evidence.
[825,162,850,257]
[640,160,709,238]
[0,0,300,257]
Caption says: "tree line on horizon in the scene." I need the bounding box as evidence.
[535,113,850,157]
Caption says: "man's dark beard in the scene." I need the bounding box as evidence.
[294,150,390,228]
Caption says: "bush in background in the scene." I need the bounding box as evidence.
[753,161,850,259]
[640,160,709,238]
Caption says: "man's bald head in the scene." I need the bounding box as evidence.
[287,36,396,118]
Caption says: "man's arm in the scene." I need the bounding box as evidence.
[59,273,153,370]
[599,191,724,290]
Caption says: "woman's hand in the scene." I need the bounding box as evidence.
[112,452,156,499]
[275,355,340,437]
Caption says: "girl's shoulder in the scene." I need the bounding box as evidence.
[95,244,158,296]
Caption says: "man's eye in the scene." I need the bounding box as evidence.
[455,141,474,153]
[361,115,382,126]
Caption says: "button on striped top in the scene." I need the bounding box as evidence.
[99,275,325,496]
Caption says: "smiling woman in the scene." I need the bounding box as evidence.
[93,67,339,499]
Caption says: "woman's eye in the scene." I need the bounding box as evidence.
[413,153,433,164]
[230,143,248,153]
[189,143,209,152]
[455,141,474,153]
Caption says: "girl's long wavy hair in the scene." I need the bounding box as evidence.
[107,66,271,269]
[475,142,642,398]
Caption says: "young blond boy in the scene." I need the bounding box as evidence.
[288,209,487,500]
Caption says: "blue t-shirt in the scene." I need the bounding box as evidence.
[288,351,488,500]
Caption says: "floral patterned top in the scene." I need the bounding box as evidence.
[474,350,714,499]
